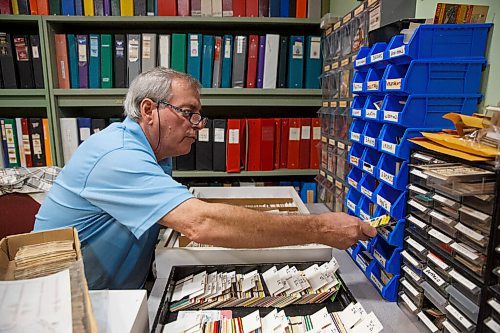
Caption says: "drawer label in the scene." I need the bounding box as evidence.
[408,185,427,195]
[319,170,326,177]
[423,267,446,287]
[410,168,428,179]
[383,111,399,122]
[487,298,500,315]
[442,321,460,333]
[449,269,478,292]
[454,223,484,242]
[329,138,336,145]
[408,215,427,229]
[321,136,327,143]
[450,243,479,261]
[363,162,374,174]
[360,210,370,221]
[401,293,417,312]
[389,46,405,58]
[403,266,421,283]
[428,228,452,244]
[401,250,420,268]
[348,178,358,188]
[427,252,449,271]
[356,255,367,271]
[377,195,391,212]
[350,156,359,166]
[322,101,329,107]
[373,249,386,268]
[401,279,419,297]
[347,200,356,212]
[381,141,396,154]
[429,210,454,225]
[445,305,473,330]
[361,187,372,198]
[406,237,425,253]
[417,312,438,333]
[408,199,427,213]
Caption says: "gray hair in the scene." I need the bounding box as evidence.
[123,67,201,121]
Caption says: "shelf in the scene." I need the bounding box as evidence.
[53,88,322,107]
[172,169,318,177]
[0,15,40,23]
[0,89,48,108]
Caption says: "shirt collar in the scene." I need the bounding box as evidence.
[123,116,156,159]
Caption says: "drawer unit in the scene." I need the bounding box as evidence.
[446,285,480,323]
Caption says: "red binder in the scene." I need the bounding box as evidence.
[239,119,247,170]
[261,118,275,171]
[21,118,33,167]
[36,0,49,14]
[246,118,262,171]
[54,34,70,89]
[226,119,242,173]
[245,0,257,16]
[29,0,38,14]
[232,0,244,16]
[287,118,300,169]
[273,118,281,169]
[246,35,258,88]
[310,117,321,169]
[157,0,177,15]
[295,0,306,17]
[280,118,289,169]
[299,118,311,169]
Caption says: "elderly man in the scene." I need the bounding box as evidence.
[34,67,376,289]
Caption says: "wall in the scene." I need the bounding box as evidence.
[330,0,359,16]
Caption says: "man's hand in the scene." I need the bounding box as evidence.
[316,212,378,250]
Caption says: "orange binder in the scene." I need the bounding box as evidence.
[42,118,52,166]
[299,117,311,169]
[261,118,275,171]
[286,118,300,169]
[295,0,305,18]
[54,34,70,89]
[280,118,289,168]
[29,0,38,14]
[273,118,281,169]
[309,117,320,169]
[36,0,49,14]
[226,119,242,173]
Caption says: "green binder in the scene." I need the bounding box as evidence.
[3,118,21,167]
[171,33,187,73]
[100,34,113,88]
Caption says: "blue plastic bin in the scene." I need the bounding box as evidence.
[360,147,380,176]
[346,187,362,214]
[363,94,385,121]
[348,143,364,169]
[378,94,481,128]
[349,119,365,143]
[347,165,363,190]
[378,218,405,248]
[353,46,371,71]
[367,262,399,301]
[374,182,407,220]
[383,59,486,95]
[359,173,378,202]
[351,95,367,118]
[371,235,402,274]
[365,67,387,94]
[376,153,409,191]
[378,124,440,159]
[361,122,383,149]
[352,71,368,94]
[358,195,375,221]
[367,42,389,69]
[385,23,492,65]
[354,247,376,277]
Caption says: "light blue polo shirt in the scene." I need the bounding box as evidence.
[34,117,193,289]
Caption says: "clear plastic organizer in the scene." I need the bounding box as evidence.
[426,251,452,281]
[407,214,430,240]
[359,173,378,202]
[378,94,482,128]
[450,242,487,277]
[361,122,383,149]
[417,310,441,333]
[432,193,461,220]
[335,186,345,213]
[409,167,430,188]
[449,269,482,305]
[423,265,450,298]
[384,23,492,65]
[401,249,425,272]
[321,70,339,100]
[362,94,384,122]
[376,153,409,191]
[458,205,492,234]
[371,236,402,274]
[378,124,440,159]
[348,143,364,169]
[360,147,380,176]
[345,187,362,215]
[445,303,476,333]
[443,320,461,333]
[409,184,434,207]
[333,112,349,140]
[400,278,424,307]
[466,194,495,215]
[350,95,367,119]
[484,317,500,333]
[327,144,336,174]
[364,67,387,94]
[336,148,350,181]
[402,264,424,286]
[408,197,432,223]
[454,222,489,253]
[399,291,421,315]
[428,228,455,256]
[382,59,486,95]
[446,285,480,323]
[367,262,399,301]
[374,182,407,220]
[405,235,428,262]
[430,210,458,238]
[421,281,449,314]
[346,167,363,191]
[378,218,405,248]
[348,119,365,143]
[351,70,368,94]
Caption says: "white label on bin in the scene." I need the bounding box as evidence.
[346,247,353,255]
[360,211,371,221]
[355,58,366,66]
[351,132,361,142]
[379,227,390,239]
[401,279,419,297]
[327,175,334,183]
[389,45,405,58]
[337,142,346,149]
[403,266,422,283]
[417,312,439,333]
[427,252,449,271]
[356,255,368,271]
[329,138,336,145]
[487,298,500,315]
[367,81,379,90]
[364,136,376,147]
[449,270,478,293]
[363,163,374,174]
[370,52,383,63]
[352,108,362,117]
[459,206,490,222]
[383,111,399,122]
[445,305,473,330]
[386,78,402,90]
[373,249,386,268]
[428,228,452,244]
[423,267,446,287]
[485,318,500,332]
[320,170,326,177]
[361,187,373,198]
[410,168,428,179]
[451,243,479,261]
[365,109,377,119]
[214,128,225,143]
[379,169,394,185]
[454,223,485,242]
[370,273,383,291]
[406,237,425,253]
[408,215,427,229]
[322,136,327,143]
[350,156,360,166]
[429,210,454,225]
[347,200,356,212]
[360,240,369,248]
[442,320,460,333]
[353,83,363,91]
[402,250,420,268]
[381,141,396,154]
[433,194,457,208]
[408,199,427,213]
[289,127,300,141]
[401,294,417,312]
[348,178,358,188]
[377,195,391,212]
[408,185,427,195]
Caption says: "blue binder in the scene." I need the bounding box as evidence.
[61,0,75,15]
[305,36,322,89]
[89,34,101,88]
[74,0,83,15]
[269,0,280,17]
[220,35,233,88]
[287,35,304,88]
[187,33,202,81]
[279,0,289,16]
[67,34,79,88]
[77,117,92,144]
[201,35,214,88]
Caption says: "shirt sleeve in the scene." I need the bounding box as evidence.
[81,149,193,239]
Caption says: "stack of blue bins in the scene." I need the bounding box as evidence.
[344,23,492,301]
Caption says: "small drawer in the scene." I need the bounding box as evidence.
[467,194,495,215]
[402,249,425,271]
[445,285,480,323]
[426,251,452,280]
[428,228,454,256]
[409,184,434,207]
[402,264,424,285]
[423,266,450,297]
[401,278,424,307]
[432,193,460,220]
[454,223,489,252]
[407,214,429,239]
[449,269,482,305]
[409,167,429,188]
[399,291,420,314]
[405,236,428,262]
[430,210,458,238]
[487,297,500,317]
[417,310,442,333]
[450,242,486,277]
[408,198,431,223]
[459,205,492,234]
[485,317,500,333]
[442,320,461,333]
[445,304,475,333]
[421,280,448,313]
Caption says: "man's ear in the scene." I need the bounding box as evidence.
[140,98,156,125]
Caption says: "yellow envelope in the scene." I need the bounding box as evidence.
[421,132,498,157]
[409,138,490,161]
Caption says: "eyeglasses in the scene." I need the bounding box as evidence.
[157,100,208,127]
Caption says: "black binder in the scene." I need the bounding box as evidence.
[212,119,226,172]
[134,0,146,15]
[288,0,296,17]
[277,36,288,88]
[175,146,196,170]
[114,34,127,88]
[17,0,30,14]
[12,35,34,89]
[195,119,213,170]
[49,0,61,14]
[0,33,17,89]
[91,118,106,133]
[29,118,46,167]
[30,35,44,89]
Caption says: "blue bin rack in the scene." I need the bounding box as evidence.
[378,94,481,128]
[349,119,365,143]
[372,235,402,274]
[382,59,486,95]
[365,67,387,94]
[367,42,389,69]
[376,153,409,191]
[346,187,362,214]
[358,196,375,221]
[360,147,380,176]
[378,124,440,160]
[353,246,376,277]
[378,218,405,248]
[352,71,368,94]
[363,94,385,121]
[385,23,492,65]
[367,263,399,301]
[374,182,407,220]
[351,95,367,118]
[346,167,363,190]
[359,172,378,202]
[348,143,364,169]
[353,46,371,71]
[361,122,383,149]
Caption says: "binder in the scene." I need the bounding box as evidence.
[89,34,100,88]
[133,0,145,14]
[286,118,300,169]
[280,118,289,168]
[212,36,222,88]
[110,0,120,14]
[212,119,226,171]
[28,117,46,167]
[220,35,232,88]
[146,0,152,14]
[258,0,267,16]
[28,0,38,13]
[119,0,133,15]
[307,0,320,18]
[295,0,304,17]
[256,35,265,88]
[54,34,70,89]
[103,0,110,15]
[94,0,103,14]
[273,118,281,169]
[211,0,221,16]
[195,119,213,170]
[310,117,320,169]
[201,35,214,88]
[262,34,279,89]
[305,36,321,89]
[48,0,60,13]
[187,33,202,81]
[245,0,256,16]
[277,35,287,88]
[66,34,79,88]
[127,34,141,86]
[91,118,106,133]
[246,119,261,171]
[287,35,304,88]
[20,118,33,167]
[77,34,89,88]
[36,0,49,14]
[200,0,210,15]
[221,0,231,16]
[0,119,10,167]
[158,34,171,68]
[231,35,247,88]
[17,0,29,13]
[177,0,189,15]
[42,118,52,166]
[268,0,278,17]
[0,33,17,88]
[0,124,4,168]
[171,33,187,73]
[83,0,94,14]
[74,0,83,14]
[157,0,176,15]
[231,0,243,16]
[288,0,294,17]
[0,0,12,12]
[246,35,258,88]
[279,0,287,16]
[59,118,79,164]
[190,0,200,15]
[100,34,113,88]
[141,33,157,73]
[175,146,196,170]
[320,0,327,16]
[3,118,21,167]
[298,117,311,169]
[113,34,127,88]
[13,35,34,89]
[261,118,274,171]
[226,119,241,173]
[14,119,26,167]
[77,117,92,144]
[61,0,75,14]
